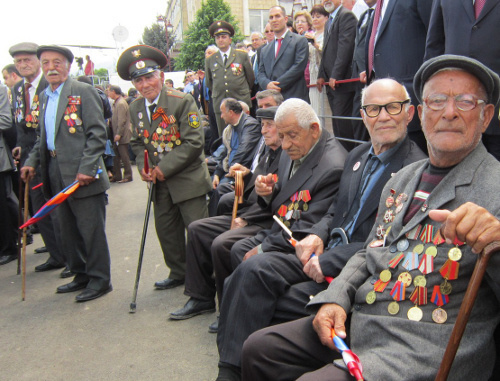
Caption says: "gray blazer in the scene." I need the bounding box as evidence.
[310,143,500,380]
[0,85,14,173]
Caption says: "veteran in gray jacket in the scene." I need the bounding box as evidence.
[241,56,500,381]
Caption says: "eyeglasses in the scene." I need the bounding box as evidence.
[265,30,273,33]
[362,99,410,118]
[423,93,486,112]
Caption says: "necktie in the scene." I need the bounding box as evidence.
[475,0,486,18]
[148,103,156,122]
[24,82,32,117]
[275,38,283,58]
[368,0,384,77]
[223,54,228,66]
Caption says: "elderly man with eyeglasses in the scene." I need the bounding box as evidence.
[241,55,500,381]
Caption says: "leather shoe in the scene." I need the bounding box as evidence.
[0,255,17,266]
[35,261,65,272]
[154,278,184,290]
[118,178,132,183]
[208,317,219,333]
[34,246,48,254]
[56,280,88,293]
[60,267,75,279]
[75,286,113,302]
[170,297,215,320]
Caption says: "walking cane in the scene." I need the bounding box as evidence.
[435,241,500,380]
[130,150,153,313]
[16,163,23,275]
[21,179,30,301]
[230,170,244,229]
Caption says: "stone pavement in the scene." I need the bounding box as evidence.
[0,169,218,380]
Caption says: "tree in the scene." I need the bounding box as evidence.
[140,21,177,71]
[175,0,243,71]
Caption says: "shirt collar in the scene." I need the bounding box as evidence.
[45,82,65,97]
[29,71,43,90]
[329,5,342,21]
[368,137,406,165]
[275,29,288,41]
[219,46,232,56]
[145,93,161,107]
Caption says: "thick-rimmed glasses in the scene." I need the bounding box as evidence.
[362,99,410,118]
[423,93,486,112]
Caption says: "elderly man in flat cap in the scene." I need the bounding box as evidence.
[117,45,211,291]
[241,55,500,381]
[7,42,70,275]
[205,20,254,136]
[21,45,112,302]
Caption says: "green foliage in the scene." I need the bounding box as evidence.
[140,22,178,55]
[175,0,244,71]
[94,68,109,79]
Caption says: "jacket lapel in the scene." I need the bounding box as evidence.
[377,0,396,41]
[460,0,475,22]
[476,0,500,23]
[55,79,72,137]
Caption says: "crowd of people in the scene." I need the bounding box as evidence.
[2,0,500,379]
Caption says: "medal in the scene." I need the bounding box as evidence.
[69,127,76,134]
[406,225,422,240]
[448,247,462,262]
[388,301,400,315]
[432,308,448,324]
[353,161,360,171]
[383,209,395,223]
[407,306,423,321]
[439,259,459,280]
[374,279,389,292]
[390,280,406,301]
[369,239,384,248]
[440,279,452,295]
[379,269,392,283]
[395,193,407,206]
[402,251,419,271]
[388,252,404,268]
[376,225,386,239]
[366,290,376,304]
[398,272,412,287]
[396,238,409,252]
[413,275,427,287]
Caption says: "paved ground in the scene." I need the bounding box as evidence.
[0,169,219,381]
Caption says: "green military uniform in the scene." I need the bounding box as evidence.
[119,45,212,281]
[205,20,255,136]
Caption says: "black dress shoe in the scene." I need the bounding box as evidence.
[60,267,75,279]
[34,246,48,254]
[75,286,113,302]
[56,280,88,293]
[208,317,219,333]
[216,365,242,381]
[169,297,216,320]
[0,255,17,266]
[154,278,185,290]
[35,261,65,272]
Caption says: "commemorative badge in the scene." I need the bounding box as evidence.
[188,112,200,128]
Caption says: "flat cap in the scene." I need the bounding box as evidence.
[37,45,74,64]
[209,20,235,38]
[256,106,278,120]
[9,42,39,57]
[117,45,167,81]
[414,54,500,106]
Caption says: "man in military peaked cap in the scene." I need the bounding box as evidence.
[117,45,211,291]
[205,21,254,136]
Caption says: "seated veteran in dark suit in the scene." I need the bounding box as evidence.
[215,78,426,381]
[21,45,111,302]
[117,45,212,291]
[169,106,282,322]
[242,56,500,381]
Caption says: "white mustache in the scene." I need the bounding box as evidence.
[47,70,59,75]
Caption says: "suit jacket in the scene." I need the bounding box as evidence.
[12,75,49,165]
[25,78,110,199]
[425,0,500,135]
[309,143,500,380]
[110,95,131,144]
[0,85,15,173]
[351,8,373,78]
[129,87,212,204]
[213,113,261,178]
[205,47,254,112]
[251,131,347,252]
[300,136,426,277]
[257,32,310,102]
[318,6,357,82]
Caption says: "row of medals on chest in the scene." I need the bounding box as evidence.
[20,94,40,128]
[63,104,82,134]
[138,114,180,153]
[276,189,311,228]
[366,189,464,324]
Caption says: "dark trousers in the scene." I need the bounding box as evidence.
[48,157,111,290]
[326,87,356,152]
[351,84,369,142]
[242,316,350,381]
[0,171,18,256]
[112,143,133,181]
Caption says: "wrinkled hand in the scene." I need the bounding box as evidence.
[359,71,367,84]
[267,81,281,92]
[429,203,500,254]
[328,78,337,90]
[151,166,165,183]
[255,173,276,197]
[243,246,259,261]
[295,234,324,265]
[312,303,347,351]
[303,255,325,283]
[114,135,121,143]
[76,173,96,186]
[140,167,153,182]
[20,166,35,183]
[212,175,220,189]
[316,77,325,92]
[12,147,21,160]
[232,217,248,229]
[227,163,250,178]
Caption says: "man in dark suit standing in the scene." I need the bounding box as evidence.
[258,6,309,102]
[21,45,112,302]
[317,0,357,151]
[425,0,500,161]
[363,0,433,153]
[215,79,426,381]
[8,42,67,274]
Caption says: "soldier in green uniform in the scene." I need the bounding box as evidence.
[205,21,255,136]
[117,45,212,290]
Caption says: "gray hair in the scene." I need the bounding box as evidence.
[251,32,263,39]
[256,89,284,106]
[275,98,319,129]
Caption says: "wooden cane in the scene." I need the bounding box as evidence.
[230,171,244,229]
[435,241,500,380]
[21,180,30,301]
[16,164,23,275]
